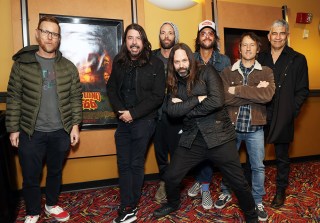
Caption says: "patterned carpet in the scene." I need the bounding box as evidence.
[15,160,320,222]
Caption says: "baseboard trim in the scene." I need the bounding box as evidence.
[13,154,320,194]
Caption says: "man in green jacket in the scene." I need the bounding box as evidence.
[6,16,82,223]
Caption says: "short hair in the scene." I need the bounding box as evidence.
[239,32,262,52]
[37,15,61,33]
[270,19,289,34]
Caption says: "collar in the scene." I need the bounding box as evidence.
[231,59,262,71]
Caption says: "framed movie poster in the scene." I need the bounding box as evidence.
[40,14,123,129]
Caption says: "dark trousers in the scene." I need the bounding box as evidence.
[274,143,290,192]
[115,119,156,208]
[18,130,70,215]
[154,113,182,179]
[164,132,257,221]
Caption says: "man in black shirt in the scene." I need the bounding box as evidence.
[258,19,309,208]
[107,24,165,223]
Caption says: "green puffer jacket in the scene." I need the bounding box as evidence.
[6,45,82,136]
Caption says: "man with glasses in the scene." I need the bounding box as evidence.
[6,16,82,223]
[187,20,231,210]
[258,19,309,208]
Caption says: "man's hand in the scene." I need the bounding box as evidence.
[257,81,269,88]
[198,95,207,103]
[9,132,20,148]
[172,98,183,103]
[119,110,133,123]
[228,86,236,95]
[70,125,80,146]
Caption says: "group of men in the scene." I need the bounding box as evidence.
[6,15,309,223]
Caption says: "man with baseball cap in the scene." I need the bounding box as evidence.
[187,19,231,210]
[152,22,183,203]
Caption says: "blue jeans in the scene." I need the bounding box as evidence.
[18,130,70,215]
[115,119,156,208]
[221,129,266,204]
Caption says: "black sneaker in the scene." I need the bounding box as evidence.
[214,193,232,209]
[153,204,179,218]
[255,203,268,221]
[113,207,137,223]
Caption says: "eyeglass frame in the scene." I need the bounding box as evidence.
[37,28,61,39]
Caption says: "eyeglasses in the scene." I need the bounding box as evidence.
[38,28,60,39]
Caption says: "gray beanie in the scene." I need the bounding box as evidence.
[160,21,179,44]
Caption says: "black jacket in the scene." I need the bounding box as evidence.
[258,46,309,143]
[167,65,236,149]
[107,55,165,120]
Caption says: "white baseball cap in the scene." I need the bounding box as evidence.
[198,20,216,32]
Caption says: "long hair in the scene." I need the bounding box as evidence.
[194,29,219,52]
[116,23,152,68]
[167,43,198,96]
[37,15,61,34]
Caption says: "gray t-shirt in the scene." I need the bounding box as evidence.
[35,54,63,132]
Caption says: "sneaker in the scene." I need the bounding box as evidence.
[187,182,201,197]
[153,203,179,218]
[214,193,232,209]
[256,203,268,221]
[25,215,40,223]
[45,205,70,222]
[113,207,137,223]
[155,181,166,202]
[201,190,213,209]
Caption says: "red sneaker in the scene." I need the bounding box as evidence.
[45,205,70,222]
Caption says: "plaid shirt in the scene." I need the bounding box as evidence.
[235,62,263,133]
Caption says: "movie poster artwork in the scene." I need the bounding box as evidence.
[49,15,123,129]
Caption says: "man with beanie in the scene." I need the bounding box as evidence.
[152,21,183,202]
[187,19,231,210]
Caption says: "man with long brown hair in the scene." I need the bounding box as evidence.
[153,43,258,222]
[107,23,165,223]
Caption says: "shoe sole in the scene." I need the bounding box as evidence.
[202,205,212,210]
[112,216,137,223]
[258,216,268,222]
[188,190,200,197]
[45,210,70,222]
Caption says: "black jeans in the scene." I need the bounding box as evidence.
[18,130,70,215]
[164,132,257,221]
[115,119,156,208]
[154,113,182,180]
[274,143,290,192]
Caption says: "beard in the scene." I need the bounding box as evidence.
[199,39,214,50]
[160,38,175,49]
[176,67,190,78]
[128,44,142,59]
[37,36,59,54]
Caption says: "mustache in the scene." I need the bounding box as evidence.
[130,45,140,49]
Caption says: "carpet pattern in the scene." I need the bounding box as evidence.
[15,160,320,222]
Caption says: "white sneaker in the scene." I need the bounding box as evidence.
[201,190,213,209]
[25,215,40,223]
[45,205,70,222]
[187,182,201,197]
